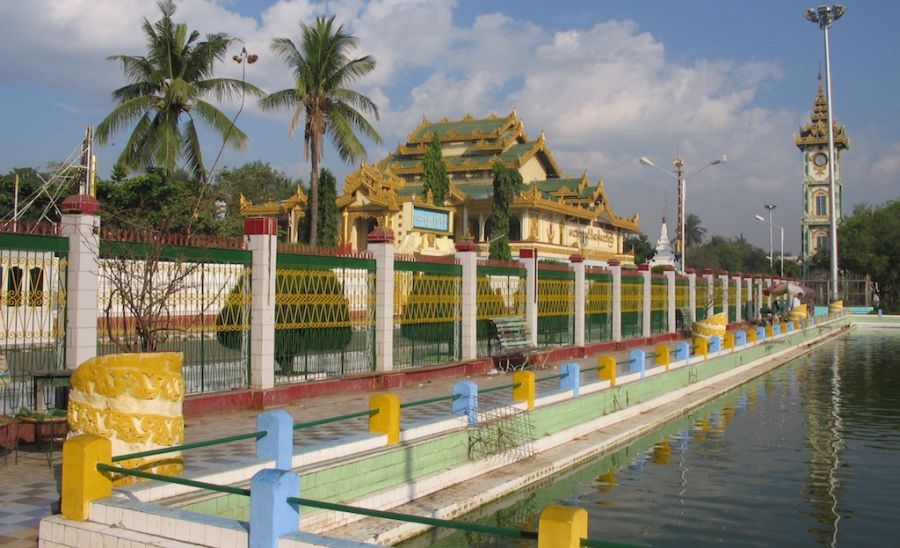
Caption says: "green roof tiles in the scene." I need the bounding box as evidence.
[412,117,509,140]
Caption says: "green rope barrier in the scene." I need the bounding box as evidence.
[581,366,600,374]
[293,409,378,430]
[285,496,537,540]
[112,431,266,463]
[400,394,457,409]
[616,358,636,365]
[96,464,250,497]
[480,382,523,395]
[580,538,645,548]
[535,372,566,382]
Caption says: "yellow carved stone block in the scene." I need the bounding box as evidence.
[538,505,588,548]
[68,352,185,484]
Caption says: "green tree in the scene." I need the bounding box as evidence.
[260,15,382,247]
[839,200,900,312]
[624,234,653,264]
[96,0,262,179]
[0,168,63,224]
[422,132,449,205]
[489,162,523,260]
[316,169,340,247]
[685,213,706,247]
[97,167,219,234]
[214,161,299,236]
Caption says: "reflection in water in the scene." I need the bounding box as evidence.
[399,331,900,547]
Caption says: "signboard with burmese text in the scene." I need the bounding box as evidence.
[412,206,450,233]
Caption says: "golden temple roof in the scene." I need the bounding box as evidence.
[794,73,850,150]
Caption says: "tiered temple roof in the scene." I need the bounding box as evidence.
[794,73,850,150]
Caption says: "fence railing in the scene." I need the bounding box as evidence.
[393,260,462,368]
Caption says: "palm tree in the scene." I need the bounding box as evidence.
[260,15,382,246]
[685,213,707,248]
[96,0,262,180]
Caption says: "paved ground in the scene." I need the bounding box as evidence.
[0,344,650,547]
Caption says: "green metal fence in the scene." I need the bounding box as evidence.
[273,252,375,381]
[585,270,612,343]
[98,235,251,395]
[476,262,526,358]
[0,226,68,414]
[537,265,575,347]
[650,276,668,334]
[621,274,643,339]
[696,277,709,321]
[393,258,462,368]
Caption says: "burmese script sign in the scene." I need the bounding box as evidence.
[412,206,450,233]
[568,225,615,250]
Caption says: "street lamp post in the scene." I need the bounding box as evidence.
[755,213,784,277]
[805,4,846,300]
[640,154,726,273]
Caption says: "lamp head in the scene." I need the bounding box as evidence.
[639,157,655,167]
[804,8,819,22]
[754,215,765,222]
[711,154,727,165]
[833,5,846,20]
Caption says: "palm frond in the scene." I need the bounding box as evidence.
[96,96,154,145]
[181,117,205,180]
[258,88,300,112]
[192,99,249,149]
[199,77,265,101]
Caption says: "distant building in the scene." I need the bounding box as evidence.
[241,110,640,262]
[795,73,849,265]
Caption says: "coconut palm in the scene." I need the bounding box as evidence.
[685,213,707,248]
[96,0,262,180]
[260,15,381,246]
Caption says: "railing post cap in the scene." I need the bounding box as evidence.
[568,253,585,263]
[519,248,536,259]
[718,270,729,276]
[61,194,102,215]
[702,268,714,275]
[733,271,742,277]
[607,258,620,266]
[455,240,476,252]
[367,228,394,243]
[663,264,675,272]
[685,267,695,274]
[244,217,278,236]
[638,263,650,271]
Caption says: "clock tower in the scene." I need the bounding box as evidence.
[794,72,850,267]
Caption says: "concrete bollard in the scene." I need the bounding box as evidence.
[786,321,795,332]
[256,410,294,470]
[513,370,535,410]
[723,332,735,351]
[370,393,401,444]
[673,341,690,364]
[250,469,300,548]
[654,345,670,372]
[538,504,588,548]
[452,381,479,425]
[765,324,774,337]
[708,335,722,354]
[560,363,581,396]
[693,337,708,360]
[747,328,757,344]
[598,356,617,386]
[61,434,113,521]
[630,349,646,378]
[773,323,781,335]
[735,330,747,347]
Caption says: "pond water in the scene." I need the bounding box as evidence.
[401,329,900,547]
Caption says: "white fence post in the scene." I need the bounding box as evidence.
[640,263,651,339]
[60,195,101,370]
[571,254,586,347]
[520,249,538,347]
[665,266,676,334]
[733,273,742,322]
[245,218,277,390]
[610,260,622,342]
[369,230,395,372]
[687,268,697,325]
[456,241,477,360]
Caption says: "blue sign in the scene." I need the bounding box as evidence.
[412,207,450,232]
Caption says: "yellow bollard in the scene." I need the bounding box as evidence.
[780,321,788,334]
[538,504,588,548]
[512,370,535,410]
[723,332,735,351]
[598,356,616,386]
[655,344,670,372]
[61,434,113,521]
[369,393,400,444]
[765,324,774,337]
[693,337,708,360]
[747,328,757,344]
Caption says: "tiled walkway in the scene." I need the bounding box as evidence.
[0,345,648,547]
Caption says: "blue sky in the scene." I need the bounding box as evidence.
[1,0,898,254]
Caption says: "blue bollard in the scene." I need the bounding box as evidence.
[674,341,690,364]
[774,323,782,335]
[755,326,766,341]
[787,321,795,332]
[452,381,478,425]
[256,410,293,470]
[708,336,722,354]
[735,330,747,346]
[250,469,300,548]
[630,349,646,379]
[560,363,581,396]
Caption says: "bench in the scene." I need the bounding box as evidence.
[488,317,551,371]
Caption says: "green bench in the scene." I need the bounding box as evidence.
[488,317,550,371]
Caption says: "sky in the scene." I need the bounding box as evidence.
[1,0,898,255]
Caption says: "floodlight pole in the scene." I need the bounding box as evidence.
[806,4,845,299]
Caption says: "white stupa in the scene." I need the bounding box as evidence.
[649,215,676,268]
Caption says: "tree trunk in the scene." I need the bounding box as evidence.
[309,143,320,247]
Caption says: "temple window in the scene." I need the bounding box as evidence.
[815,194,827,216]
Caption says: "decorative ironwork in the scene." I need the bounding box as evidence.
[651,278,668,334]
[621,276,643,339]
[537,275,574,346]
[586,276,612,342]
[394,266,461,368]
[476,270,526,357]
[0,248,67,415]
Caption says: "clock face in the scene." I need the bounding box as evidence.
[813,153,828,167]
